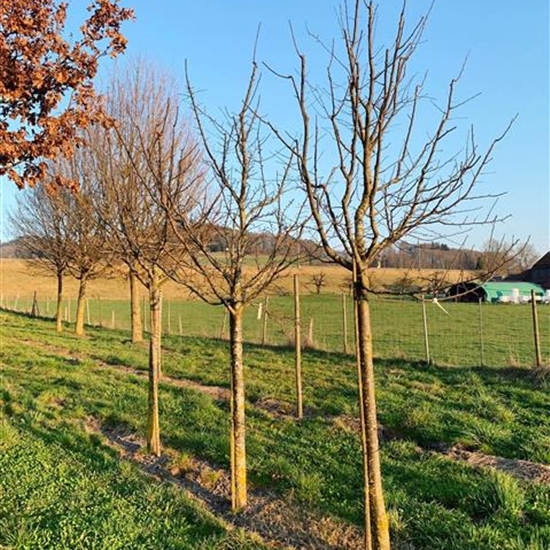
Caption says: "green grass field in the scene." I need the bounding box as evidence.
[10,292,549,368]
[1,310,550,549]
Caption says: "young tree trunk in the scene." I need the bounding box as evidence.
[353,278,372,550]
[229,303,247,511]
[129,270,143,343]
[355,276,390,550]
[75,274,88,336]
[31,291,39,317]
[146,283,162,456]
[55,271,64,333]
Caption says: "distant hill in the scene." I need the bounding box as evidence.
[0,238,31,259]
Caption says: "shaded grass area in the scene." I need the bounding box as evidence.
[2,310,550,549]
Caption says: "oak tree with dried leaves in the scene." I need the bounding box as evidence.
[0,0,133,188]
[268,1,514,548]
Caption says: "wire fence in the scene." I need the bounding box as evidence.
[3,290,549,368]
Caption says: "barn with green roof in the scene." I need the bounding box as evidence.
[447,281,546,303]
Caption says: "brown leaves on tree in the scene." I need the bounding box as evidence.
[0,0,134,188]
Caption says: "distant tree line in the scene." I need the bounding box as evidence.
[376,241,538,274]
[377,242,479,270]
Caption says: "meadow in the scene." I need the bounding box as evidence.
[5,291,549,369]
[1,309,550,549]
[0,258,473,300]
[2,259,547,370]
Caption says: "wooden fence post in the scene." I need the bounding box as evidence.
[531,290,542,368]
[111,310,116,330]
[159,295,163,335]
[342,293,349,354]
[86,298,91,326]
[98,297,103,327]
[142,296,147,333]
[262,296,269,346]
[220,310,228,340]
[178,315,183,336]
[478,298,485,367]
[421,295,431,364]
[306,316,314,348]
[294,274,303,419]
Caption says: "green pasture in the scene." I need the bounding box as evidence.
[1,310,550,549]
[8,292,549,368]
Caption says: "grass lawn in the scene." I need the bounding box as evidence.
[1,310,550,549]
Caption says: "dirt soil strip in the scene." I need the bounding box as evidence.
[22,337,550,486]
[334,415,550,486]
[447,446,550,484]
[86,418,363,550]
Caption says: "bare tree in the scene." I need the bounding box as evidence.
[13,153,109,336]
[311,272,327,294]
[421,271,450,297]
[10,141,138,342]
[477,237,537,277]
[511,242,539,274]
[10,184,72,332]
[92,151,144,344]
[91,61,201,457]
[50,153,110,336]
[268,2,514,548]
[158,61,305,512]
[384,272,419,297]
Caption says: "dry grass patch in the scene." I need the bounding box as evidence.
[1,258,475,301]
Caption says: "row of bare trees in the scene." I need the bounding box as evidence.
[12,56,305,513]
[8,1,520,548]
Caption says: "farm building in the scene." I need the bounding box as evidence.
[447,281,546,303]
[526,251,550,289]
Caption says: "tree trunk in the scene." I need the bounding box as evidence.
[129,270,143,343]
[353,274,372,550]
[75,275,88,336]
[355,277,390,550]
[55,271,63,333]
[146,283,161,456]
[229,304,247,511]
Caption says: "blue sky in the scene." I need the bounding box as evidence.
[1,0,548,253]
